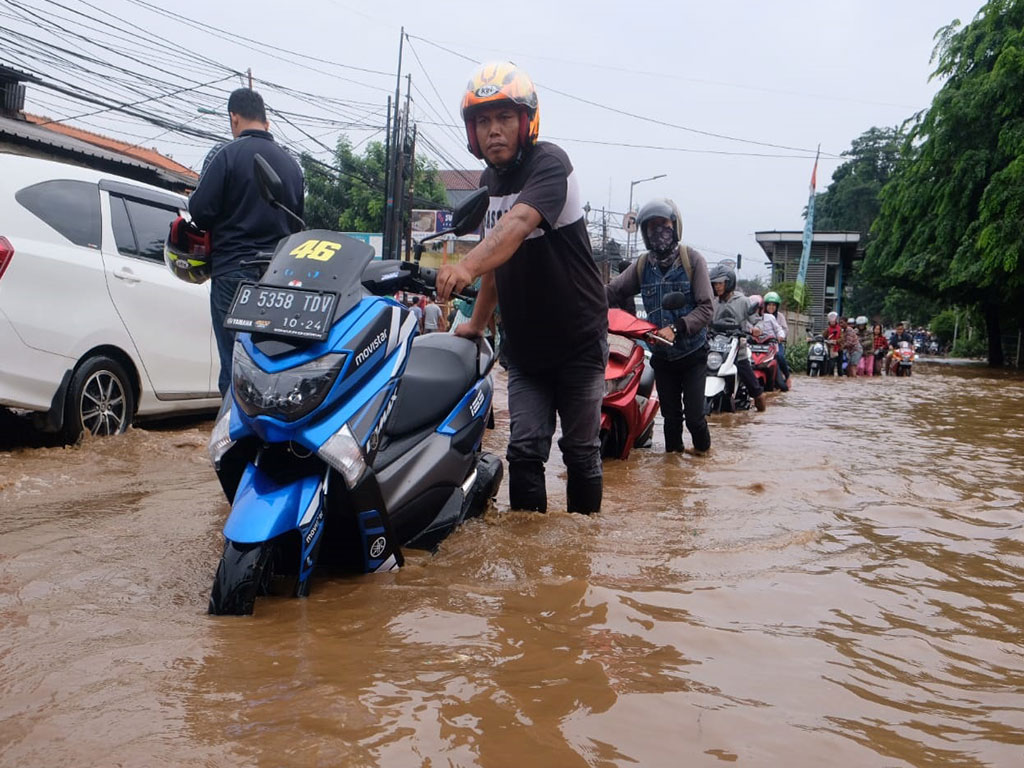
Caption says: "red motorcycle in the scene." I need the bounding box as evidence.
[600,308,666,459]
[749,333,780,392]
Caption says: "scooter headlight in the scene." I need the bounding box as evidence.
[605,370,635,395]
[707,351,724,371]
[232,342,346,422]
[812,343,825,356]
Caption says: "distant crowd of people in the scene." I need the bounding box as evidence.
[821,314,932,376]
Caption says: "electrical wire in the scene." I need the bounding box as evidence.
[406,33,840,158]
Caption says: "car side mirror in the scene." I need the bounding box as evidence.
[451,188,489,236]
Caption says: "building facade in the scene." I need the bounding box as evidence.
[755,231,862,334]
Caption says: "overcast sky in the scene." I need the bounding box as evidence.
[11,0,987,275]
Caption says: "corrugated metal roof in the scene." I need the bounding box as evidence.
[0,113,197,188]
[439,169,482,191]
[22,113,198,179]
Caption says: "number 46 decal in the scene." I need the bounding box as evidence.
[290,239,341,261]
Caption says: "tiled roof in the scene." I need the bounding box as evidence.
[22,113,198,180]
[438,169,482,191]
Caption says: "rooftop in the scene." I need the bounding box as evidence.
[438,168,482,191]
[0,112,199,190]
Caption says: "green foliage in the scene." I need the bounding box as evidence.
[786,339,809,375]
[952,333,988,358]
[772,280,810,312]
[814,126,905,236]
[880,288,941,327]
[300,137,447,234]
[866,0,1024,364]
[929,309,958,343]
[737,276,768,297]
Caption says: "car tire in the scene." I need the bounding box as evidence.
[62,355,135,442]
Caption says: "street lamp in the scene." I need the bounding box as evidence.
[627,174,667,260]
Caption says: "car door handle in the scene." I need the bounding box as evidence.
[113,266,142,283]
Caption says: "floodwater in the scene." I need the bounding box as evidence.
[1,362,1023,767]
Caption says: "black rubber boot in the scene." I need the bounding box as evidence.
[566,473,602,515]
[508,460,546,512]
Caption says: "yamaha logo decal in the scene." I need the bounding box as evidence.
[369,536,387,558]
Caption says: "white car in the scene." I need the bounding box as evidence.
[0,152,221,441]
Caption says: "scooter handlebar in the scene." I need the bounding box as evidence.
[416,265,478,301]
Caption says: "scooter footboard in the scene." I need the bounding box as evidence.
[223,463,324,545]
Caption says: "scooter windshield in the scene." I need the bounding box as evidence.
[259,230,376,321]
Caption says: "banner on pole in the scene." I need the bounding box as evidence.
[794,146,820,308]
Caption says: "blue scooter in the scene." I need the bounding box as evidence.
[207,156,502,615]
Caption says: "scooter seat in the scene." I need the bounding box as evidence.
[385,333,479,436]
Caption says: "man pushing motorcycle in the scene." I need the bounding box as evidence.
[436,62,608,515]
[605,199,713,454]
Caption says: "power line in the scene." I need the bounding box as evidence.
[406,33,840,159]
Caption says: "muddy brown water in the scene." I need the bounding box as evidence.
[1,362,1022,767]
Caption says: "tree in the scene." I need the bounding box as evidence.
[814,126,904,236]
[866,0,1024,365]
[301,137,447,236]
[929,309,958,344]
[737,275,768,297]
[810,126,904,322]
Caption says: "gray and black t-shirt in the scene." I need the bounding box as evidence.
[481,142,607,371]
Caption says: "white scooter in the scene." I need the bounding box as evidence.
[704,321,751,414]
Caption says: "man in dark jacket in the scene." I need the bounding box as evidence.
[189,88,304,394]
[436,62,608,515]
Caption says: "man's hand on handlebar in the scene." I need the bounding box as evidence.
[436,263,473,302]
[652,325,676,344]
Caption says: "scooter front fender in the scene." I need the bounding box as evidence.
[223,463,324,544]
[705,377,725,397]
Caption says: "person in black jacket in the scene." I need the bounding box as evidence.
[189,88,304,394]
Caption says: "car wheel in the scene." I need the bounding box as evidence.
[63,355,135,442]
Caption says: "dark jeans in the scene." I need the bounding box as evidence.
[506,339,607,514]
[777,342,791,380]
[650,348,710,453]
[211,266,263,395]
[736,357,763,398]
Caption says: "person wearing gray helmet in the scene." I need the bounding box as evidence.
[709,265,766,411]
[606,198,713,453]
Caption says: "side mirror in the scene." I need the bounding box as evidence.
[451,188,489,236]
[254,154,284,206]
[661,291,687,311]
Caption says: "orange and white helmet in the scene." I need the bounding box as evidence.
[460,61,539,159]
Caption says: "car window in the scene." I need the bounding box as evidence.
[114,196,179,262]
[109,195,138,255]
[15,180,101,249]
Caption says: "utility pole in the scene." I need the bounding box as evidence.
[393,73,412,260]
[382,95,391,243]
[247,68,253,89]
[384,27,405,260]
[601,206,609,283]
[404,124,417,260]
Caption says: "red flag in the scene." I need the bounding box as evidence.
[809,145,820,192]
